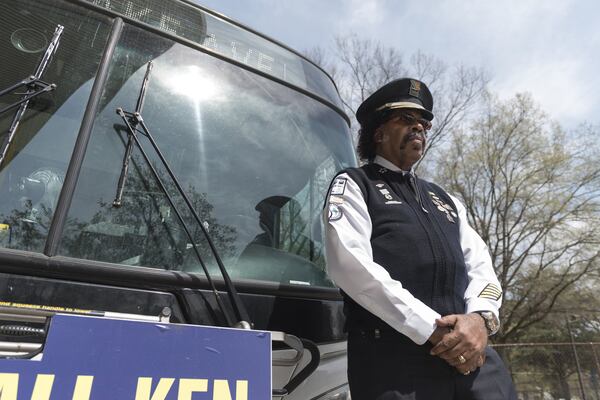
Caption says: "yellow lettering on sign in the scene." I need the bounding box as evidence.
[0,373,18,400]
[31,374,55,400]
[72,375,94,400]
[213,380,248,400]
[134,377,175,400]
[177,379,208,399]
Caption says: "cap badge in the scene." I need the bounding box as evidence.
[409,80,421,97]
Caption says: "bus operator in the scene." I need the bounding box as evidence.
[324,78,517,399]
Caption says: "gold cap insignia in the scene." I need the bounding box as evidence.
[409,80,421,97]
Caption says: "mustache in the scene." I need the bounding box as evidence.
[398,131,426,150]
[403,131,426,144]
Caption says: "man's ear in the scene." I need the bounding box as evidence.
[375,128,389,143]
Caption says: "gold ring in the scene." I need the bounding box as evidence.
[457,355,467,364]
[462,370,471,376]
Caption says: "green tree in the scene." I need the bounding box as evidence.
[436,92,600,343]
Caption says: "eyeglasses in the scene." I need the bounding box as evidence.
[391,112,432,131]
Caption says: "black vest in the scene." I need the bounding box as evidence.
[340,164,468,331]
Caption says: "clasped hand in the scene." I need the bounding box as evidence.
[427,313,487,375]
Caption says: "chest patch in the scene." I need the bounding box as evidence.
[428,191,457,223]
[375,182,402,205]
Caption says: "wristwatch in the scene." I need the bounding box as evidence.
[475,311,500,336]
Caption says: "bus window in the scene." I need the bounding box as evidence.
[57,23,356,287]
[0,0,111,252]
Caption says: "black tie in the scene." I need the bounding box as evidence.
[408,174,428,213]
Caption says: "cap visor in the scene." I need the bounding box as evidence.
[375,102,434,121]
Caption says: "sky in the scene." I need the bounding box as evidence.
[194,0,599,128]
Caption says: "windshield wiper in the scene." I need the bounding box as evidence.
[0,24,64,167]
[113,61,251,329]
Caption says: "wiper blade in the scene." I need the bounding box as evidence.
[112,61,153,208]
[114,62,251,329]
[0,25,63,167]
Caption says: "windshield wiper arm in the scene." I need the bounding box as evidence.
[0,24,63,167]
[114,61,251,329]
[0,77,56,115]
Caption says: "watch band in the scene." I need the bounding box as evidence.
[475,311,500,336]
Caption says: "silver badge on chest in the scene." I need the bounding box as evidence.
[428,191,456,223]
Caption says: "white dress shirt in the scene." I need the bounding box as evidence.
[324,155,502,345]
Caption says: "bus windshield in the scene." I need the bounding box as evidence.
[83,0,344,111]
[0,8,356,289]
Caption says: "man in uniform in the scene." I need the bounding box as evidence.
[324,78,517,399]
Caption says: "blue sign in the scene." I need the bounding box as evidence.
[0,314,271,399]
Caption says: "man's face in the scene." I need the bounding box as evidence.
[374,110,431,170]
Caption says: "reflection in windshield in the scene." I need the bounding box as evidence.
[58,24,356,287]
[61,157,237,269]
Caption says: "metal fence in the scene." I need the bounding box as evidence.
[493,342,600,400]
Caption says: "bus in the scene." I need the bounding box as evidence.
[0,0,356,398]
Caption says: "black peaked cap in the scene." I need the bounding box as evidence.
[356,78,434,125]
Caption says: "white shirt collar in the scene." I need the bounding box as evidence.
[373,155,414,176]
